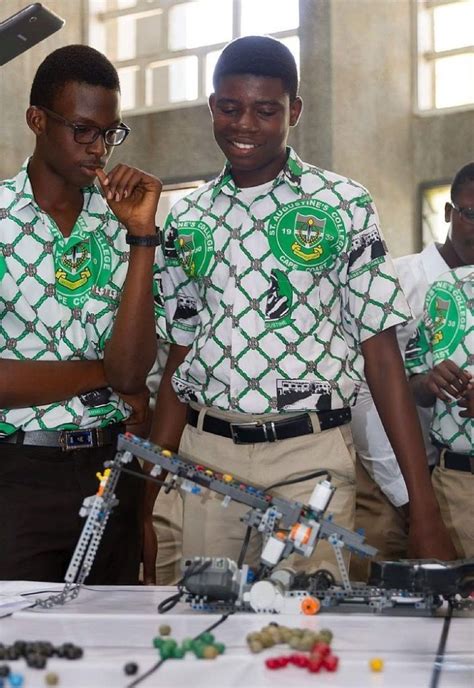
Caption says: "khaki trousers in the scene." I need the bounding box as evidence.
[178,405,356,579]
[432,458,474,559]
[350,457,408,582]
[153,489,183,585]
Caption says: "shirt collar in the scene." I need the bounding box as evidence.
[210,146,304,201]
[11,158,111,232]
[420,241,450,284]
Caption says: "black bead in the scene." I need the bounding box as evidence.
[124,662,139,675]
[0,665,10,678]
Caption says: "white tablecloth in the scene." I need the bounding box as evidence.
[0,583,473,688]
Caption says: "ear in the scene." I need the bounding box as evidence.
[444,201,452,223]
[289,96,303,127]
[26,106,46,136]
[208,93,216,119]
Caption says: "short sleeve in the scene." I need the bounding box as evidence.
[155,213,200,346]
[341,196,412,344]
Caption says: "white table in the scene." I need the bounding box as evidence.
[0,583,473,688]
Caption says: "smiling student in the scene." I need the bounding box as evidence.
[142,35,456,581]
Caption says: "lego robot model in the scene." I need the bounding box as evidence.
[37,432,375,610]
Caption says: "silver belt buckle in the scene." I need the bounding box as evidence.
[60,429,95,451]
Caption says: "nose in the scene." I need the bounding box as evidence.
[86,133,108,157]
[235,108,258,132]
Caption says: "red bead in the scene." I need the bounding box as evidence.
[265,658,285,670]
[308,658,323,673]
[294,655,309,668]
[312,642,330,657]
[323,655,339,672]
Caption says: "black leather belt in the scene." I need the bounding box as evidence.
[187,407,351,445]
[441,450,474,473]
[0,423,125,452]
[432,439,474,473]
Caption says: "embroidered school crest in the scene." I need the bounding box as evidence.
[268,200,347,271]
[424,281,467,360]
[54,231,112,308]
[175,221,214,277]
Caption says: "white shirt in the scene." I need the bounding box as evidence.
[350,242,449,506]
[156,148,411,414]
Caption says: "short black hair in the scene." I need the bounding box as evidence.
[30,44,120,109]
[451,162,474,201]
[213,35,298,101]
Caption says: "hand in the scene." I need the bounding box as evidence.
[143,513,158,585]
[458,384,474,418]
[120,387,151,431]
[96,166,162,235]
[408,512,457,561]
[423,360,472,403]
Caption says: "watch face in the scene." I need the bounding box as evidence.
[79,387,112,407]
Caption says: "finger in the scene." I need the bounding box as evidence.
[438,361,472,389]
[431,370,465,398]
[95,167,109,193]
[427,377,455,402]
[106,164,137,201]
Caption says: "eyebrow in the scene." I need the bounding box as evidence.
[216,97,282,106]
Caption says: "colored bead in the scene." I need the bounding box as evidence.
[124,663,138,676]
[198,633,214,644]
[0,668,8,679]
[370,658,384,672]
[308,657,323,673]
[159,624,171,636]
[319,629,333,644]
[8,675,23,687]
[214,643,225,654]
[45,673,59,685]
[202,646,219,660]
[323,654,339,672]
[222,474,233,482]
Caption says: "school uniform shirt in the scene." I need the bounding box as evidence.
[351,243,449,506]
[405,266,474,454]
[155,148,412,415]
[0,161,158,435]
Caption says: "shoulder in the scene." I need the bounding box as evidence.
[298,159,371,203]
[168,179,217,220]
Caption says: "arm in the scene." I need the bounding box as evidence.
[142,342,190,584]
[97,166,162,394]
[362,327,457,560]
[0,358,107,408]
[409,361,472,407]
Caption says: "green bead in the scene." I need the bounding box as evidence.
[152,637,163,649]
[214,642,225,654]
[182,638,194,651]
[159,646,173,660]
[198,633,215,644]
[173,646,185,659]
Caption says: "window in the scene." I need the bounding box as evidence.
[417,0,474,110]
[88,0,299,113]
[421,183,450,246]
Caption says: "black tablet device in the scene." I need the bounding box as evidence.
[0,3,65,66]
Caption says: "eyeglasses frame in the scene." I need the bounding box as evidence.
[450,202,474,225]
[37,105,131,146]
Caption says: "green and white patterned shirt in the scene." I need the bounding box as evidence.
[405,266,474,454]
[0,161,131,435]
[156,148,411,414]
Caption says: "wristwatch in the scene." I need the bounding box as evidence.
[126,227,161,247]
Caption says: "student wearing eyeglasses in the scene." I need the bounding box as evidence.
[351,163,474,578]
[0,45,162,583]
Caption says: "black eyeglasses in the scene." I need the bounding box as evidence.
[39,106,131,146]
[451,202,474,225]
